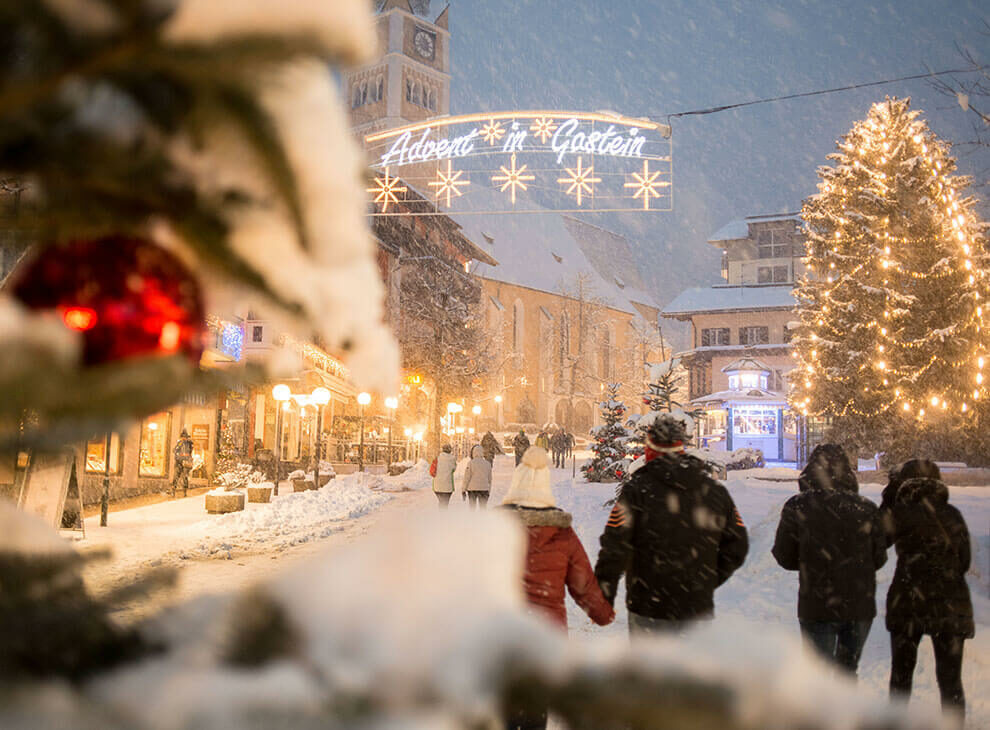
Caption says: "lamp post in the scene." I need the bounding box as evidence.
[357,392,371,472]
[384,396,398,468]
[272,383,291,495]
[100,432,111,527]
[472,404,481,435]
[311,387,331,485]
[403,427,413,461]
[494,394,503,430]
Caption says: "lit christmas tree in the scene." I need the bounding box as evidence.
[792,97,989,461]
[582,383,631,482]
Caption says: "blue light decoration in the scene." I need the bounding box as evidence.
[220,322,243,361]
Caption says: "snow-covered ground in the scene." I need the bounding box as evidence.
[70,455,988,728]
[524,462,989,728]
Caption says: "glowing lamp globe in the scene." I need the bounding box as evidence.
[11,236,204,367]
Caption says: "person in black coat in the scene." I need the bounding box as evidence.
[880,460,973,718]
[512,430,530,467]
[771,444,887,676]
[595,415,748,634]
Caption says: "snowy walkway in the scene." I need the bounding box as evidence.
[76,454,989,727]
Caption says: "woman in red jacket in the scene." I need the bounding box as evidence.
[502,446,613,730]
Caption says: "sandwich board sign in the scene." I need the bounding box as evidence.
[17,450,77,531]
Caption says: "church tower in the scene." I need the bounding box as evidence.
[345,1,451,138]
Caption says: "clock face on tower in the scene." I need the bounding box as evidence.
[414,28,435,60]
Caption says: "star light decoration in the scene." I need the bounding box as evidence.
[556,156,601,206]
[530,116,558,144]
[481,119,506,146]
[429,160,470,208]
[492,153,535,204]
[367,167,407,213]
[624,160,669,210]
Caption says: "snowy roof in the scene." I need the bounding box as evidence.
[721,356,773,374]
[662,285,797,318]
[709,212,802,242]
[454,190,652,316]
[692,388,787,406]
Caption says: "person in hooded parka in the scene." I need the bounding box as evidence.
[880,459,974,719]
[771,443,887,676]
[462,443,493,509]
[431,444,457,509]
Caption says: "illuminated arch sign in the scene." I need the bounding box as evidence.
[365,111,672,216]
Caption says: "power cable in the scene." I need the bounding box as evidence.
[661,66,987,122]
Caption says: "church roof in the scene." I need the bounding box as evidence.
[453,190,654,317]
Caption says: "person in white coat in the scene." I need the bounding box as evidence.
[462,444,493,509]
[431,444,457,509]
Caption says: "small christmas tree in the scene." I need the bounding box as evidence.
[627,359,701,459]
[582,383,631,482]
[213,422,241,484]
[792,97,990,460]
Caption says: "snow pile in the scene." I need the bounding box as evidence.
[691,446,766,470]
[75,508,933,730]
[0,500,73,555]
[384,458,433,491]
[183,474,389,555]
[165,0,376,65]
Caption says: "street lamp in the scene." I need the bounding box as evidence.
[384,396,398,467]
[494,394,503,430]
[357,392,371,472]
[311,387,331,485]
[272,383,291,495]
[403,426,413,461]
[472,404,481,435]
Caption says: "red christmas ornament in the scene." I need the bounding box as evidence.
[12,236,205,366]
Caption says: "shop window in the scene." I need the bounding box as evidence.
[85,433,122,474]
[139,411,172,477]
[728,372,768,391]
[739,326,769,345]
[700,327,730,347]
[186,423,211,478]
[252,325,263,343]
[732,407,777,436]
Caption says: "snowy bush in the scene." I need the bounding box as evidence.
[215,463,260,489]
[691,447,766,472]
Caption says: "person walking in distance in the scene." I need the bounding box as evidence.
[430,444,457,509]
[481,430,504,464]
[462,444,493,509]
[171,429,194,497]
[502,445,614,729]
[512,429,530,467]
[880,460,973,724]
[595,414,748,635]
[772,444,887,676]
[549,428,567,468]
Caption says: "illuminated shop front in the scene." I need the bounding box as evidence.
[692,357,796,462]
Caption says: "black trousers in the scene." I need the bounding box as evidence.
[435,492,452,509]
[467,491,489,509]
[890,630,966,713]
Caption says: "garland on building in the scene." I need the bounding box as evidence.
[791,97,990,461]
[582,383,631,482]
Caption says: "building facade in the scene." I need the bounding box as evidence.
[662,213,804,461]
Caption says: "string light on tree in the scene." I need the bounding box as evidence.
[791,97,989,459]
